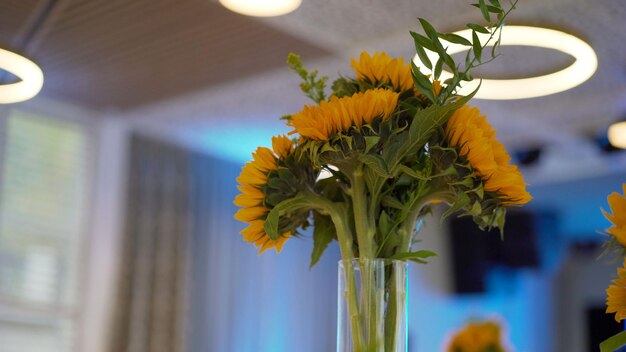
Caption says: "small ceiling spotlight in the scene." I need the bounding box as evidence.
[608,121,626,149]
[219,0,302,17]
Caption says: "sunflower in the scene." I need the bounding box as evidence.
[288,88,398,141]
[234,135,295,253]
[351,51,414,92]
[606,258,626,322]
[602,184,626,247]
[447,321,505,352]
[445,105,531,206]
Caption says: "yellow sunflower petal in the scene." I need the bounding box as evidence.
[272,135,294,158]
[234,193,263,207]
[289,88,399,141]
[252,147,277,171]
[234,206,268,222]
[603,184,626,247]
[445,105,531,205]
[351,52,413,92]
[607,258,626,322]
[234,137,297,254]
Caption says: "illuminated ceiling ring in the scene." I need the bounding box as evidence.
[412,26,598,100]
[0,48,44,104]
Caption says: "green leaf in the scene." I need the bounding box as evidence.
[264,208,280,240]
[472,184,484,199]
[600,330,626,352]
[442,192,470,221]
[310,212,335,268]
[411,62,436,102]
[359,154,390,178]
[364,136,380,153]
[410,31,436,52]
[414,44,433,71]
[382,196,404,210]
[467,201,482,216]
[378,211,392,238]
[496,207,506,238]
[467,23,490,34]
[432,165,458,178]
[397,165,429,180]
[264,195,310,240]
[390,250,438,264]
[385,87,478,171]
[478,0,491,22]
[484,4,503,13]
[419,19,455,72]
[438,33,472,46]
[472,30,483,63]
[452,177,474,188]
[434,58,443,80]
[418,18,439,42]
[488,0,502,7]
[320,143,339,153]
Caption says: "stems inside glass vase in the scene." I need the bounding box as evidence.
[338,259,407,352]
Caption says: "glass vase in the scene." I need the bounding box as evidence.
[337,259,408,352]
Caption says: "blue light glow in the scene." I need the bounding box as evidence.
[194,121,291,164]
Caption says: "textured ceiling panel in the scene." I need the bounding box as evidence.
[8,0,331,110]
[0,0,43,47]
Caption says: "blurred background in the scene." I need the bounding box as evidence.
[0,0,625,351]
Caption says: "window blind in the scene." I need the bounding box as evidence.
[0,110,92,352]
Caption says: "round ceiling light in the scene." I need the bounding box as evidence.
[219,0,302,17]
[0,48,44,104]
[412,26,598,100]
[608,121,626,149]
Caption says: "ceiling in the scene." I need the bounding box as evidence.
[1,0,626,163]
[0,0,330,109]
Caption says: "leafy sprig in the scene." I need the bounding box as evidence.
[411,0,518,104]
[287,53,328,103]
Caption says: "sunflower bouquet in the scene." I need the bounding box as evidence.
[234,1,528,351]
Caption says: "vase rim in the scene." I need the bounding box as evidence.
[338,258,408,266]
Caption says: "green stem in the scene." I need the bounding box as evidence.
[384,267,400,352]
[301,191,366,351]
[399,188,454,253]
[351,165,375,258]
[350,166,384,350]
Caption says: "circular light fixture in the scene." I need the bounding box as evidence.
[412,26,598,100]
[219,0,302,17]
[0,48,44,104]
[608,121,626,149]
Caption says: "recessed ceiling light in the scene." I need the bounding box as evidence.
[0,48,44,104]
[608,121,626,149]
[219,0,302,17]
[412,26,598,100]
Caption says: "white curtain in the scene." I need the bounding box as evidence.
[187,153,339,352]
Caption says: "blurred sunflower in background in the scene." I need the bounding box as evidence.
[446,320,507,352]
[603,184,626,322]
[602,184,626,247]
[606,258,626,322]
